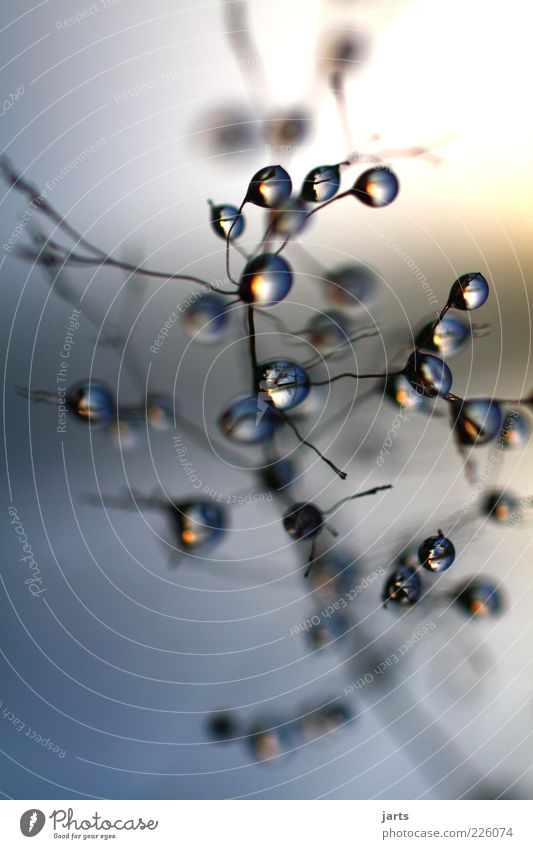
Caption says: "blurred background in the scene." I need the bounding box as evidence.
[1,0,532,799]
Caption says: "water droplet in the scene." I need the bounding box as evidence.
[352,167,399,208]
[246,164,292,208]
[210,203,245,240]
[382,565,422,606]
[258,358,310,411]
[418,533,455,572]
[448,272,489,311]
[301,164,341,203]
[239,253,293,306]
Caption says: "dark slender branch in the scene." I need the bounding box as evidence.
[310,368,404,387]
[414,304,450,352]
[274,405,347,480]
[304,535,319,578]
[254,220,275,255]
[253,307,296,337]
[225,199,246,285]
[33,247,235,295]
[222,0,270,101]
[0,156,106,258]
[274,190,353,257]
[330,70,354,154]
[248,305,258,394]
[16,386,56,403]
[82,489,166,511]
[302,327,378,369]
[324,484,393,517]
[2,157,236,296]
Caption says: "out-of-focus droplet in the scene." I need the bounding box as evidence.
[283,502,323,540]
[481,490,522,524]
[264,108,311,149]
[146,394,174,431]
[454,579,503,618]
[172,501,227,553]
[307,550,356,599]
[499,411,530,450]
[306,311,353,353]
[416,315,471,358]
[269,198,308,238]
[108,419,141,450]
[320,31,369,75]
[261,457,297,494]
[194,104,259,159]
[404,351,453,398]
[450,398,502,446]
[384,373,429,412]
[182,293,230,344]
[324,263,379,312]
[207,711,239,741]
[218,394,281,444]
[306,611,348,649]
[67,381,115,424]
[248,720,297,761]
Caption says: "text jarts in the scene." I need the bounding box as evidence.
[381,811,409,823]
